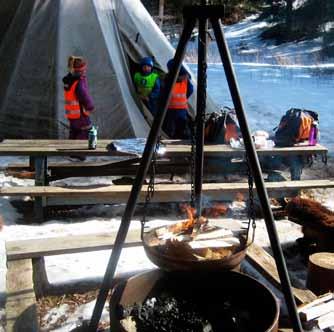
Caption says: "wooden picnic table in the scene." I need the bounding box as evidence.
[0,139,328,221]
[0,139,328,157]
[0,138,328,182]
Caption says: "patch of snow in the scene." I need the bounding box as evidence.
[294,0,307,10]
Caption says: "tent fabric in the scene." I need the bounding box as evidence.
[0,0,218,139]
[56,0,149,138]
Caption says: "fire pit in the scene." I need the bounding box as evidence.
[109,270,279,332]
[142,218,248,271]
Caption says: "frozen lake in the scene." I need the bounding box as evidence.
[198,63,334,154]
[185,15,334,155]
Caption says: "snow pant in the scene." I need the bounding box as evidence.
[163,109,190,139]
[261,155,304,180]
[68,117,92,140]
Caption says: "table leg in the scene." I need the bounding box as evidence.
[289,155,303,181]
[33,156,47,222]
[29,156,35,171]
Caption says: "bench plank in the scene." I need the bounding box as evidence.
[164,143,328,157]
[246,243,317,305]
[5,259,39,332]
[6,230,142,261]
[1,180,334,202]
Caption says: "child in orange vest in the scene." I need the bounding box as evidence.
[163,59,193,139]
[63,56,95,140]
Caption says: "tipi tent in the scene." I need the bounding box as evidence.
[0,0,216,139]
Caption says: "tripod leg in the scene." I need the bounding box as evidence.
[88,17,197,332]
[210,17,303,332]
[194,16,208,219]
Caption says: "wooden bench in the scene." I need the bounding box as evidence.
[5,229,317,331]
[4,229,143,331]
[1,180,334,206]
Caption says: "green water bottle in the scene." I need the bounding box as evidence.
[88,126,97,150]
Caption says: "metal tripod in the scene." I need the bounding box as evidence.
[89,4,304,332]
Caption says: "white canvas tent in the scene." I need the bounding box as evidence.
[0,0,216,139]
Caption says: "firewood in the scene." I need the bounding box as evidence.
[317,311,334,330]
[298,292,333,313]
[193,228,233,241]
[307,252,334,295]
[298,299,334,321]
[188,238,239,249]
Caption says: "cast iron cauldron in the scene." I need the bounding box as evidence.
[109,270,279,332]
[142,224,248,271]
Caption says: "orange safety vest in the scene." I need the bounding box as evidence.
[168,79,188,109]
[64,81,80,119]
[64,81,90,119]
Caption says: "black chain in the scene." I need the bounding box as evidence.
[140,138,160,240]
[245,153,256,244]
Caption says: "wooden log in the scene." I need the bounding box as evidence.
[317,311,334,330]
[298,292,333,312]
[5,259,39,332]
[307,252,334,295]
[246,243,317,304]
[298,299,334,321]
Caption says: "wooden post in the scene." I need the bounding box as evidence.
[33,156,47,222]
[6,259,39,332]
[307,252,334,295]
[32,257,51,299]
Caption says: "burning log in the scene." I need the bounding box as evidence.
[202,202,229,218]
[179,202,229,219]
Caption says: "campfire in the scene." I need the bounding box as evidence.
[142,203,247,271]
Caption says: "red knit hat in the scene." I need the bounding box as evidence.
[73,58,87,72]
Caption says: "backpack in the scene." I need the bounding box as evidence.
[204,107,241,144]
[274,108,319,147]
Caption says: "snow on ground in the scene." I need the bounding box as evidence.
[1,12,334,332]
[0,154,333,331]
[185,13,334,67]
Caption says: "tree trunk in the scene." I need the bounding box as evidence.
[158,0,164,29]
[286,0,293,33]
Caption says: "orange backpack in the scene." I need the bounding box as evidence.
[274,108,319,147]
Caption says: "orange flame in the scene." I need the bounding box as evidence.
[202,202,228,218]
[177,203,196,231]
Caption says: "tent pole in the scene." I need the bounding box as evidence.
[88,17,196,332]
[210,17,304,332]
